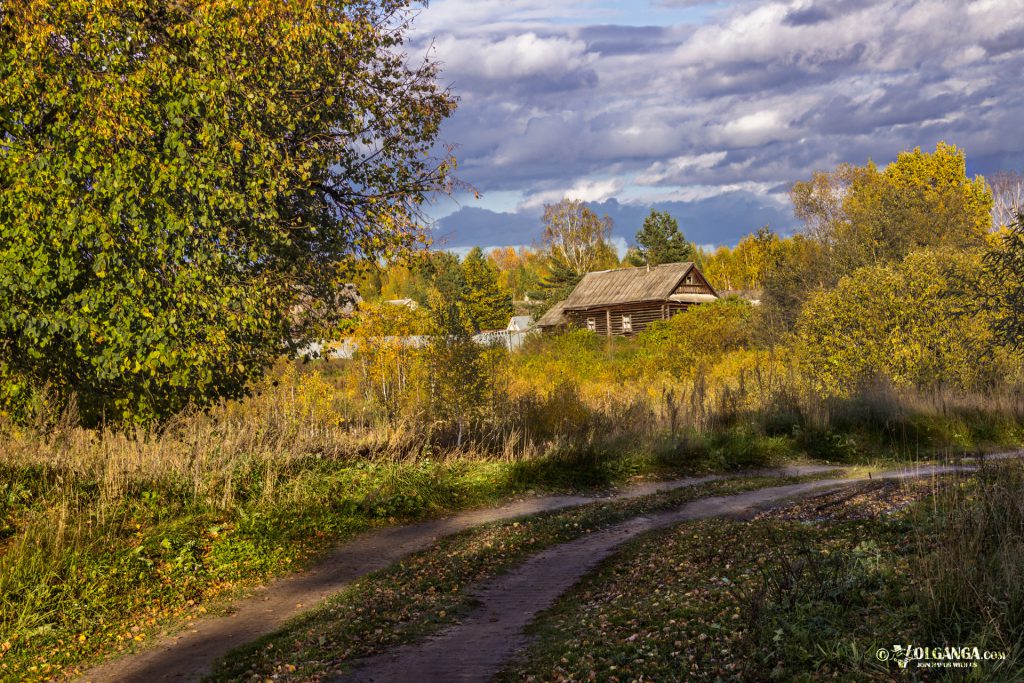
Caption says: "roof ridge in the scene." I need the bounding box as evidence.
[591,261,693,274]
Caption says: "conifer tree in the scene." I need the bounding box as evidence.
[634,210,695,266]
[461,248,513,331]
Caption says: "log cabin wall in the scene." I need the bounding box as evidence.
[566,302,686,337]
[555,262,716,337]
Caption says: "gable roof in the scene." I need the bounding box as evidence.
[384,298,419,309]
[507,315,533,331]
[536,300,569,327]
[563,262,699,310]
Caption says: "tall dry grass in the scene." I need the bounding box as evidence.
[2,337,1023,679]
[913,462,1024,670]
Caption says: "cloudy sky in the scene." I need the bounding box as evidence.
[407,0,1024,251]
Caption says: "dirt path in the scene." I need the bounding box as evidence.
[339,462,980,683]
[76,465,835,683]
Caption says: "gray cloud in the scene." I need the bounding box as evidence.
[413,0,1024,248]
[434,192,798,249]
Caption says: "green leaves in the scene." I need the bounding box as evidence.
[636,298,757,378]
[634,209,695,267]
[0,0,455,424]
[797,249,1003,394]
[983,212,1024,350]
[460,247,513,332]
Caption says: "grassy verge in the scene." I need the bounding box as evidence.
[0,427,838,683]
[1,358,1018,681]
[498,468,1024,682]
[0,454,673,682]
[206,472,841,682]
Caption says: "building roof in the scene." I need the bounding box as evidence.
[562,262,698,310]
[536,300,569,327]
[507,315,534,331]
[384,298,419,309]
[669,293,719,304]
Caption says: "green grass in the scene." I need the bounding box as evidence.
[497,472,1024,682]
[206,472,841,682]
[496,516,906,682]
[0,432,838,683]
[1,357,1020,682]
[0,454,654,681]
[0,429,1008,682]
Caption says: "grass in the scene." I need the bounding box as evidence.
[497,468,1024,682]
[0,449,702,682]
[912,463,1024,668]
[206,471,841,682]
[0,405,835,680]
[0,357,1021,681]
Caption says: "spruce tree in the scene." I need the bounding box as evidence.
[635,210,695,266]
[461,248,513,331]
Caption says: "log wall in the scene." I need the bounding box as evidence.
[565,301,693,337]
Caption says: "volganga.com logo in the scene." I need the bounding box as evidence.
[875,644,1007,669]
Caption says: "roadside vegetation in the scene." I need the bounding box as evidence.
[499,463,1024,682]
[2,2,1024,676]
[207,472,838,682]
[2,146,1024,680]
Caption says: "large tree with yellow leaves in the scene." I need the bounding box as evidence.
[0,0,455,423]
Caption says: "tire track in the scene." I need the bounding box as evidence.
[340,462,984,683]
[77,465,835,682]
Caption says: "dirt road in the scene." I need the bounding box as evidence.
[77,465,836,683]
[340,463,976,683]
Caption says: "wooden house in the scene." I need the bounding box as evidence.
[535,299,570,331]
[540,262,717,337]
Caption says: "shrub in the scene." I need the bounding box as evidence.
[636,298,757,377]
[798,249,1007,394]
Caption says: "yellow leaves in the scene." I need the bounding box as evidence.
[797,248,996,394]
[2,0,454,426]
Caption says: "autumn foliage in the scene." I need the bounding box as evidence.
[0,0,454,423]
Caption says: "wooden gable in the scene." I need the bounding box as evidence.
[672,266,717,297]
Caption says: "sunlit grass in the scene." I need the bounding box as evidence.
[1,351,1021,680]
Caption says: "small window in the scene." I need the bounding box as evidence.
[586,317,596,331]
[622,314,632,333]
[684,275,694,285]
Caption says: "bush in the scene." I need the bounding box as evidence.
[798,249,1008,395]
[636,297,757,377]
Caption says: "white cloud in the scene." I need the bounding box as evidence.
[718,110,790,146]
[636,152,728,185]
[518,178,626,210]
[414,0,1024,246]
[434,32,594,81]
[627,180,781,204]
[413,0,604,36]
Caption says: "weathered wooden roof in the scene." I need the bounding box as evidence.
[536,300,569,327]
[563,262,697,310]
